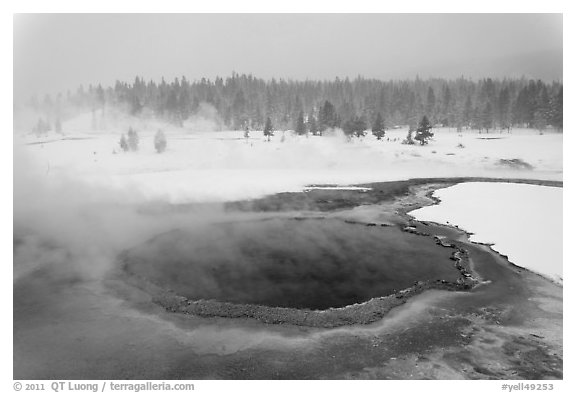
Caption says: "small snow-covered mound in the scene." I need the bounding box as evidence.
[410,182,562,284]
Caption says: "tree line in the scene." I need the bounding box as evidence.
[27,73,562,133]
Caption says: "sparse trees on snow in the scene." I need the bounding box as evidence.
[414,115,434,145]
[154,129,167,153]
[343,116,367,139]
[402,126,416,145]
[119,134,129,152]
[264,117,274,141]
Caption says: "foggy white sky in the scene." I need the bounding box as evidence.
[14,13,562,101]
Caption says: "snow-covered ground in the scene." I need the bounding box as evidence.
[15,112,562,204]
[410,182,562,284]
[14,114,563,287]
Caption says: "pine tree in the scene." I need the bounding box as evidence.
[533,110,547,132]
[497,87,511,131]
[129,93,143,115]
[550,87,563,130]
[441,85,452,126]
[513,87,529,127]
[533,87,551,131]
[127,127,139,151]
[463,95,473,129]
[342,118,355,140]
[232,90,247,129]
[471,107,482,132]
[295,111,307,135]
[307,112,318,135]
[481,102,493,132]
[343,116,367,139]
[318,100,337,133]
[414,115,434,145]
[426,87,436,122]
[154,129,167,153]
[263,117,274,141]
[402,126,416,145]
[353,117,367,138]
[119,134,129,152]
[371,112,386,140]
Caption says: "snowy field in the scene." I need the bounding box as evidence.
[15,113,563,204]
[410,182,562,283]
[14,113,564,284]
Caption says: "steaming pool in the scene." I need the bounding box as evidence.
[15,178,563,379]
[122,217,463,311]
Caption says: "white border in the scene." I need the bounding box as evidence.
[3,3,571,392]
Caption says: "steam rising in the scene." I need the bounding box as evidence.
[13,141,225,283]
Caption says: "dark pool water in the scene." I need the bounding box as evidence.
[123,217,459,310]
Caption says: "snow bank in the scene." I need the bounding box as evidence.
[410,182,562,283]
